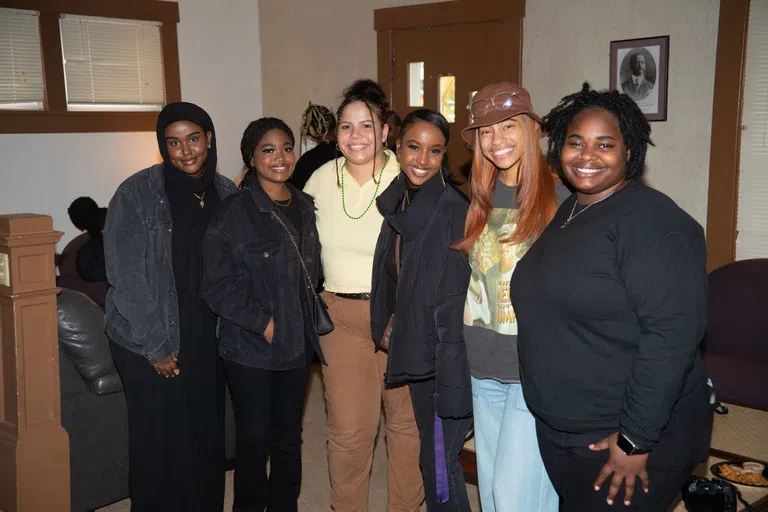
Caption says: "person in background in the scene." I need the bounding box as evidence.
[104,102,235,511]
[58,197,109,307]
[304,79,424,512]
[386,110,402,152]
[512,83,712,510]
[290,103,338,190]
[455,82,568,512]
[204,118,325,512]
[371,109,473,510]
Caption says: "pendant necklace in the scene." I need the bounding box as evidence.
[193,191,206,208]
[560,183,626,228]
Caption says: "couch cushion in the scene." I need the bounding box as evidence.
[58,288,116,382]
[704,352,768,411]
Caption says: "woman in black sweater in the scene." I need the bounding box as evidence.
[371,109,472,511]
[203,118,325,512]
[510,84,712,511]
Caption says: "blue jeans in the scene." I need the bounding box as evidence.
[471,377,559,512]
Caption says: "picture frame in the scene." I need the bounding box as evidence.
[610,35,669,122]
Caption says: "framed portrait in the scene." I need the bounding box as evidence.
[610,36,669,121]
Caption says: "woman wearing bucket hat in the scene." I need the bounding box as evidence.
[455,83,569,511]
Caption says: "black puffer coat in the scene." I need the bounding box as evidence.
[371,172,472,419]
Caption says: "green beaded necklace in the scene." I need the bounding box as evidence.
[340,152,390,220]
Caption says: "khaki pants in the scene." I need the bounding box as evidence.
[320,292,424,512]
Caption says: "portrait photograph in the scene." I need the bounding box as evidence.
[610,36,669,121]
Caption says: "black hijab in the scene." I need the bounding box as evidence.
[156,101,217,194]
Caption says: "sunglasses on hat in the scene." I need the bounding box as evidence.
[467,92,519,121]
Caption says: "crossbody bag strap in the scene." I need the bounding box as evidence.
[271,211,318,298]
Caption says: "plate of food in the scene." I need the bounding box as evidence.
[711,461,768,488]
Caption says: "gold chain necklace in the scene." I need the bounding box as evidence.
[193,190,206,208]
[271,190,292,207]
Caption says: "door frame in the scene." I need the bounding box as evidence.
[705,0,749,271]
[374,0,526,105]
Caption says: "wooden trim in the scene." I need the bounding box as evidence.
[0,0,179,23]
[705,0,750,272]
[0,1,180,134]
[0,111,159,133]
[38,11,66,111]
[374,0,524,31]
[459,449,478,486]
[710,448,768,467]
[377,29,392,107]
[161,23,182,103]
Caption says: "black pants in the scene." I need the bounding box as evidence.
[110,340,225,512]
[409,379,473,511]
[225,356,313,512]
[535,385,713,512]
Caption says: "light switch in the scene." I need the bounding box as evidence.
[0,253,9,287]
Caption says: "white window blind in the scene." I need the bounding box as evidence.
[736,0,768,260]
[59,14,165,111]
[0,8,44,110]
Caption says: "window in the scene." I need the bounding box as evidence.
[736,0,768,259]
[438,75,455,123]
[0,8,44,110]
[60,15,165,111]
[0,0,180,134]
[408,61,424,107]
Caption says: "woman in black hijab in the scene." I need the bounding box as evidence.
[104,102,236,511]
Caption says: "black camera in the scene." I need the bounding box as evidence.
[681,477,741,512]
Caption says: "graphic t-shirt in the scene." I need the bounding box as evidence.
[463,177,570,382]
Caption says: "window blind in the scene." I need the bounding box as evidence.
[0,8,44,110]
[59,14,165,111]
[736,0,768,260]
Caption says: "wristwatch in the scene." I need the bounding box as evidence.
[617,433,651,456]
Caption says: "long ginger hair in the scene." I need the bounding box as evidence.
[454,115,557,253]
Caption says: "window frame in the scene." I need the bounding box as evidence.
[0,0,180,134]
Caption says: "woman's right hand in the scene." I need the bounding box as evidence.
[152,353,179,378]
[264,318,275,343]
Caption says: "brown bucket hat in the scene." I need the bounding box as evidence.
[461,82,541,146]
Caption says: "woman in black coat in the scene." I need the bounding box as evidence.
[370,109,473,511]
[203,118,325,512]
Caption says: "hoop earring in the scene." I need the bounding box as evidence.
[382,141,387,149]
[440,171,446,188]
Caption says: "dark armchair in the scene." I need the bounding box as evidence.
[702,258,768,411]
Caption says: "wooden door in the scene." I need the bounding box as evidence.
[376,0,525,182]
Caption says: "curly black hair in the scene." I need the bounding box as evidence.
[239,117,294,189]
[542,82,653,180]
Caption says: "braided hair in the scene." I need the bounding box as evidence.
[300,103,336,153]
[239,117,295,189]
[542,82,653,180]
[335,79,389,186]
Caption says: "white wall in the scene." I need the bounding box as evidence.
[259,0,719,229]
[523,0,720,228]
[0,0,263,248]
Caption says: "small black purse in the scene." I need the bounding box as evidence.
[272,212,334,336]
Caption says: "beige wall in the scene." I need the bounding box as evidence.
[258,0,444,142]
[259,0,719,228]
[523,0,719,228]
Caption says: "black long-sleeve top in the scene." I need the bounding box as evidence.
[511,181,709,450]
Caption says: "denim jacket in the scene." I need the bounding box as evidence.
[104,163,235,364]
[202,180,326,370]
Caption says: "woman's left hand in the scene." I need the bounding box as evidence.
[589,432,650,506]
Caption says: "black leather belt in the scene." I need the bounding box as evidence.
[333,292,370,301]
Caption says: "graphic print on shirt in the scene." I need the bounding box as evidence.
[463,208,528,335]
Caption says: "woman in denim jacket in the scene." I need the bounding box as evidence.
[104,102,235,511]
[203,118,325,512]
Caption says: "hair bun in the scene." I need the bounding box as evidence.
[581,82,591,92]
[343,79,389,110]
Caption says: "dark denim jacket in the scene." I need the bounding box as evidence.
[202,181,326,370]
[104,163,235,363]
